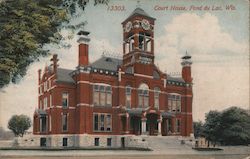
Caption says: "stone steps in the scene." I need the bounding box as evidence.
[143,136,194,151]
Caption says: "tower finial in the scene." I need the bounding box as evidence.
[136,0,141,8]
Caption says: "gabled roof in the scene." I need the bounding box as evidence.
[91,56,122,72]
[56,68,75,84]
[123,7,156,23]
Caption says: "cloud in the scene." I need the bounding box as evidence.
[154,13,249,121]
[155,13,248,72]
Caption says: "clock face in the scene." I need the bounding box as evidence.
[141,19,150,30]
[125,21,132,32]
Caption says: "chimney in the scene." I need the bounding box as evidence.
[50,54,59,74]
[181,51,192,83]
[77,31,90,66]
[38,69,41,83]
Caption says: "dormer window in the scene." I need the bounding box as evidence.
[105,57,112,62]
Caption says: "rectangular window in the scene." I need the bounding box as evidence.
[168,97,172,110]
[39,86,42,95]
[106,87,112,106]
[50,94,52,107]
[93,84,112,107]
[40,100,43,109]
[94,114,99,131]
[154,89,160,109]
[62,113,68,132]
[107,138,112,146]
[144,96,149,107]
[100,114,105,131]
[44,81,47,91]
[93,113,112,132]
[138,96,143,108]
[48,80,51,89]
[49,115,52,132]
[44,97,48,109]
[168,94,181,112]
[93,85,99,105]
[100,92,105,106]
[172,99,176,111]
[63,138,67,147]
[125,87,131,108]
[126,95,131,108]
[154,97,159,109]
[62,92,69,108]
[41,84,43,93]
[94,138,99,146]
[106,115,111,131]
[40,138,46,147]
[177,100,181,112]
[93,91,99,105]
[106,92,112,106]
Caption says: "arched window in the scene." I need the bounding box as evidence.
[93,84,112,107]
[154,87,160,109]
[125,85,132,108]
[138,83,149,108]
[168,93,181,112]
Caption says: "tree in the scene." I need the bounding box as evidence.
[220,107,250,145]
[193,121,205,138]
[203,107,250,145]
[203,110,222,145]
[8,115,31,137]
[0,0,109,88]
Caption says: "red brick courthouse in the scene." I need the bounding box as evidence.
[33,7,193,147]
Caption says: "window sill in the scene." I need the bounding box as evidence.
[62,130,68,133]
[93,105,112,108]
[93,130,112,133]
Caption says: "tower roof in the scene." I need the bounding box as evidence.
[182,51,192,59]
[123,7,155,23]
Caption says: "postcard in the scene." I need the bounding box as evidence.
[0,0,249,158]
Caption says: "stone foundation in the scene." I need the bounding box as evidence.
[15,134,149,149]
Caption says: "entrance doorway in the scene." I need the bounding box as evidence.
[130,116,141,135]
[146,113,158,136]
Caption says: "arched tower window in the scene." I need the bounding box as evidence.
[138,83,149,108]
[154,87,160,109]
[129,38,135,52]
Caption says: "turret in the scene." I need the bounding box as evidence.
[181,51,192,83]
[50,54,59,74]
[77,30,90,66]
[38,69,41,83]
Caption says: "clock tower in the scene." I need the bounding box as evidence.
[121,7,156,75]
